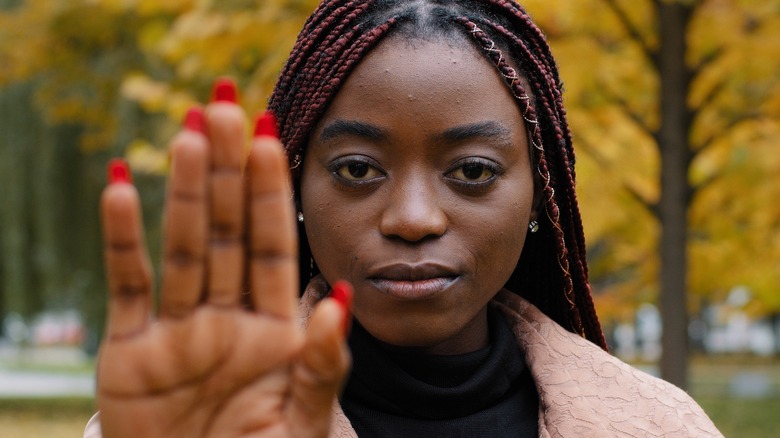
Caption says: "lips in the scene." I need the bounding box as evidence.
[367,263,459,300]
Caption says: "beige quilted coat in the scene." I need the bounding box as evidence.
[86,284,723,437]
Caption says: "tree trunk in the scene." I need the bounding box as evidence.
[0,83,38,321]
[656,2,694,390]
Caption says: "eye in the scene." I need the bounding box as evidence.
[446,158,502,185]
[337,162,380,180]
[452,163,493,182]
[329,156,384,185]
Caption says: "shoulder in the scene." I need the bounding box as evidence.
[492,291,723,437]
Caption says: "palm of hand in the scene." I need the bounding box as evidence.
[97,97,349,438]
[98,309,303,437]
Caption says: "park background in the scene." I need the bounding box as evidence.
[0,0,778,435]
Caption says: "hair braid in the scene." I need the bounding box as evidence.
[464,5,605,346]
[455,17,589,338]
[272,3,360,108]
[271,1,373,140]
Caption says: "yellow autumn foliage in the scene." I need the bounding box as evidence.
[524,0,780,321]
[1,0,778,322]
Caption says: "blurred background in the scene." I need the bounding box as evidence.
[0,0,778,436]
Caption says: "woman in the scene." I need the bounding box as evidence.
[88,1,722,436]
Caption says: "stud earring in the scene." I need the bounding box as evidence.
[297,212,304,223]
[528,220,539,233]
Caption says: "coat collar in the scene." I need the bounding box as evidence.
[300,279,722,438]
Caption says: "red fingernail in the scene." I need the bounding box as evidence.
[254,111,279,138]
[107,158,132,185]
[183,106,206,134]
[211,77,238,103]
[330,281,354,335]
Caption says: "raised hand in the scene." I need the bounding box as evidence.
[96,79,351,438]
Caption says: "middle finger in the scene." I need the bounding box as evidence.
[206,79,247,307]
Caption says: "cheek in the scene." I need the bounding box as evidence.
[476,215,526,275]
[468,190,532,282]
[300,179,360,280]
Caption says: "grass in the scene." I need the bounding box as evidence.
[0,355,778,436]
[6,396,779,437]
[688,354,780,437]
[697,397,780,437]
[0,397,95,437]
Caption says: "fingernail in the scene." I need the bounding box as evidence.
[211,77,238,103]
[183,106,206,134]
[330,281,354,336]
[107,158,132,185]
[254,111,279,138]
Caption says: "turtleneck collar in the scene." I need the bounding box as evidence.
[340,305,538,437]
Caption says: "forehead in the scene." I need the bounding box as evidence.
[320,35,523,131]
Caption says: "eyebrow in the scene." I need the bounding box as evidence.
[319,119,515,149]
[434,121,514,148]
[320,120,387,142]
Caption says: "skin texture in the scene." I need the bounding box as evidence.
[301,36,537,355]
[97,100,350,438]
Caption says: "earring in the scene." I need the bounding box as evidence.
[309,257,317,279]
[528,220,539,233]
[297,212,304,223]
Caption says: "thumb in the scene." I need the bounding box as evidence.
[288,284,352,437]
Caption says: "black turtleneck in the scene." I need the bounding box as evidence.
[340,306,538,437]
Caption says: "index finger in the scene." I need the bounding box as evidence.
[100,162,153,339]
[246,114,298,319]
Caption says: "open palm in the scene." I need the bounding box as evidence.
[97,88,349,438]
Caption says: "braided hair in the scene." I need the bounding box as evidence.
[268,0,607,350]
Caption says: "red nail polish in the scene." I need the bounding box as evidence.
[254,111,279,138]
[183,106,206,134]
[107,158,132,184]
[211,77,238,103]
[330,281,354,335]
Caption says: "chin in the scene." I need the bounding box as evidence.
[360,316,476,354]
[359,316,436,344]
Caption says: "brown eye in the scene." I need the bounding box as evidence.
[452,163,494,182]
[445,157,503,190]
[464,163,489,180]
[335,160,381,181]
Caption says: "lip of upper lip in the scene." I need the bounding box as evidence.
[367,262,459,281]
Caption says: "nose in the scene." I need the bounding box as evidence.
[379,177,447,242]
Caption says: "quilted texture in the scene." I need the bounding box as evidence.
[491,290,722,438]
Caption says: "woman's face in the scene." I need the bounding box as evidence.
[300,36,536,354]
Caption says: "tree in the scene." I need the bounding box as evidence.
[2,0,778,378]
[0,0,317,345]
[524,0,780,388]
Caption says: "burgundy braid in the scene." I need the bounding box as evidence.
[471,17,598,341]
[487,2,593,295]
[461,2,604,347]
[288,18,403,171]
[454,17,584,336]
[270,1,378,154]
[486,12,591,285]
[268,0,607,350]
[273,1,366,101]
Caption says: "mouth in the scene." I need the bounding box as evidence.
[367,263,459,300]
